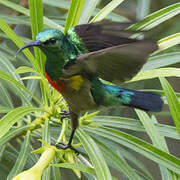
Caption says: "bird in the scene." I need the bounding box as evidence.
[17,21,163,150]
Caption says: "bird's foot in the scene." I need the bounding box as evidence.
[56,142,79,155]
[60,110,70,121]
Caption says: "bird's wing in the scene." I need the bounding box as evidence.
[63,41,158,84]
[66,21,139,52]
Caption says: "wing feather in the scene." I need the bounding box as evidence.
[66,21,139,52]
[63,41,158,84]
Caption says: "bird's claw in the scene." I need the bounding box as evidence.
[56,142,80,155]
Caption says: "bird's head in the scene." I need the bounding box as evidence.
[16,29,65,55]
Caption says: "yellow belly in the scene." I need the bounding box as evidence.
[61,76,97,113]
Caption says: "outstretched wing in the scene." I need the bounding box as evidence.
[63,41,158,84]
[66,21,138,52]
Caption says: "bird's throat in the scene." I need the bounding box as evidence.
[45,50,66,81]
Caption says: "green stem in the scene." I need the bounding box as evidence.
[56,119,68,143]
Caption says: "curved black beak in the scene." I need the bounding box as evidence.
[16,40,42,56]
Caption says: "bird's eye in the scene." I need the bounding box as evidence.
[49,38,56,44]
[44,38,57,45]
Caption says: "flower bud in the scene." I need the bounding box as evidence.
[12,146,55,180]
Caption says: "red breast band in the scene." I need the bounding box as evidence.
[45,71,65,92]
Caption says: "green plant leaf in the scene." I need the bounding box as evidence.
[142,52,180,70]
[90,0,124,23]
[155,33,180,54]
[52,163,95,175]
[135,110,169,151]
[128,2,180,30]
[42,119,51,145]
[94,116,179,140]
[159,77,180,138]
[51,157,61,180]
[136,0,150,20]
[29,0,45,72]
[94,139,142,180]
[0,0,63,30]
[0,17,38,71]
[0,106,44,139]
[0,53,34,105]
[15,66,36,74]
[0,14,30,25]
[0,125,33,146]
[64,0,85,33]
[0,71,40,104]
[26,78,39,102]
[135,110,174,180]
[7,131,31,180]
[29,0,53,106]
[0,106,12,113]
[128,68,180,82]
[79,0,100,24]
[85,126,180,174]
[0,83,13,108]
[77,128,112,180]
[21,76,41,80]
[0,145,6,162]
[43,0,70,9]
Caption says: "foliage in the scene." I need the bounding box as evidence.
[0,0,180,180]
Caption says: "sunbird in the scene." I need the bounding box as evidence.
[17,21,163,150]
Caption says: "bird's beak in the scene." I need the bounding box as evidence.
[16,40,42,55]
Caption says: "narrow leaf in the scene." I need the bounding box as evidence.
[29,0,45,71]
[15,66,36,74]
[0,106,44,139]
[129,2,180,30]
[128,68,180,82]
[0,83,13,108]
[0,0,63,30]
[155,33,180,54]
[0,125,33,146]
[29,0,51,106]
[51,157,61,180]
[77,128,112,180]
[0,17,38,71]
[0,71,40,104]
[85,126,180,174]
[52,163,95,175]
[136,0,150,20]
[7,131,31,180]
[95,139,141,180]
[142,52,180,71]
[79,0,100,24]
[135,110,168,151]
[94,116,179,140]
[159,77,180,137]
[135,110,173,180]
[90,0,124,23]
[21,76,41,80]
[0,106,12,113]
[64,0,85,33]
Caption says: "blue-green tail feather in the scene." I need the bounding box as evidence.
[91,78,163,112]
[119,89,163,112]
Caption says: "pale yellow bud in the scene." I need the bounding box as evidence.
[12,146,56,180]
[12,167,41,180]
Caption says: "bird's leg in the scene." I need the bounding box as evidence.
[67,127,76,146]
[56,127,79,154]
[56,111,79,154]
[60,109,70,121]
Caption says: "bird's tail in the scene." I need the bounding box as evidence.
[119,88,163,112]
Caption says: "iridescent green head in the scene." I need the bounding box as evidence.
[16,29,65,55]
